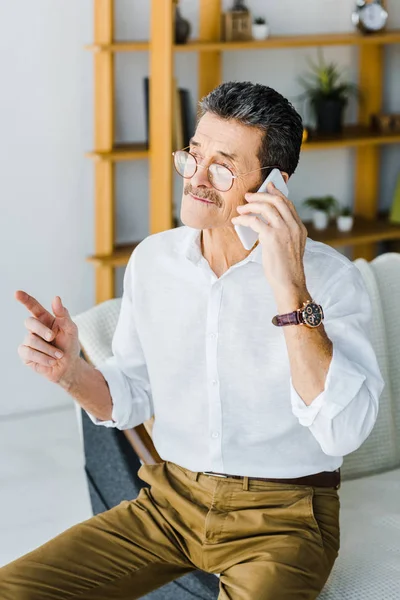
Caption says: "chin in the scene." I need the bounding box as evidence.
[180,195,217,229]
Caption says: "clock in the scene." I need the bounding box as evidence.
[352,1,388,34]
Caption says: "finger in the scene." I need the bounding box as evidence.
[231,214,267,235]
[23,332,64,360]
[24,316,55,342]
[267,182,304,227]
[51,296,75,333]
[246,183,302,227]
[15,291,55,330]
[236,201,284,227]
[18,344,57,367]
[241,196,299,230]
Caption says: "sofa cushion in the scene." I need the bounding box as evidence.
[318,467,400,599]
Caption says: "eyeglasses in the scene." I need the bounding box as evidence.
[172,148,282,192]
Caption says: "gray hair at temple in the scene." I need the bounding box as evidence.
[198,81,303,178]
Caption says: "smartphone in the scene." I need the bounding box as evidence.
[234,168,289,250]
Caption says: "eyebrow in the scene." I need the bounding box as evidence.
[189,138,238,162]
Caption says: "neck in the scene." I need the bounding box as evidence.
[201,228,258,277]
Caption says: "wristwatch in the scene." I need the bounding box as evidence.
[272,299,324,328]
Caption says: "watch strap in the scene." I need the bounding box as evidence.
[272,310,302,327]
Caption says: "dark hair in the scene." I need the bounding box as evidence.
[198,81,303,177]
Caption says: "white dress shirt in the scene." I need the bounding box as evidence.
[88,225,385,478]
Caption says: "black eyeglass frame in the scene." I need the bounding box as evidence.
[172,147,282,192]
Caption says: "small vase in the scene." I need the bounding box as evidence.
[174,5,191,44]
[231,0,249,11]
[312,209,329,230]
[252,23,269,40]
[337,215,354,232]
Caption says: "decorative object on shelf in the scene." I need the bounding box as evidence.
[173,0,191,44]
[352,0,388,35]
[336,205,354,232]
[302,195,339,230]
[230,0,249,11]
[389,173,400,225]
[222,0,252,41]
[298,49,359,134]
[252,17,269,40]
[371,113,400,133]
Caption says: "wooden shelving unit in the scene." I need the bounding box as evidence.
[86,0,400,303]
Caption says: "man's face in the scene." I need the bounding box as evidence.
[180,113,264,231]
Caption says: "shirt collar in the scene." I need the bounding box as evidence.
[179,226,263,266]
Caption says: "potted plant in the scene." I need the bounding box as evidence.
[298,49,359,134]
[302,195,339,230]
[336,205,354,232]
[252,17,269,40]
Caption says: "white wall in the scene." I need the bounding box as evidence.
[0,1,94,416]
[1,0,399,416]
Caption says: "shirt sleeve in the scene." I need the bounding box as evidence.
[290,263,385,457]
[85,249,154,430]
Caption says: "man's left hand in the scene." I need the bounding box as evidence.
[231,181,308,294]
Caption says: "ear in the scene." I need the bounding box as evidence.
[281,171,289,184]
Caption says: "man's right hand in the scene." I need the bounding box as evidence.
[15,291,81,385]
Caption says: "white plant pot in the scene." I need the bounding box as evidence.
[312,209,329,230]
[337,215,354,232]
[252,23,269,40]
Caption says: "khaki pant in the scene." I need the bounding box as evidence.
[0,460,340,599]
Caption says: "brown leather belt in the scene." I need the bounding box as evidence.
[202,469,341,489]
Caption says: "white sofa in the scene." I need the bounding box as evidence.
[73,252,400,599]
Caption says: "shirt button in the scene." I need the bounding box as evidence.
[211,379,218,386]
[211,431,219,439]
[209,333,217,339]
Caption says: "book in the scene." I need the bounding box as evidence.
[179,88,192,148]
[143,77,150,149]
[143,77,193,150]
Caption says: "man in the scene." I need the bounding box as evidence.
[2,81,384,599]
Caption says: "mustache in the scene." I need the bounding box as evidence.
[184,183,221,206]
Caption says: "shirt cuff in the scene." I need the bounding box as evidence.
[85,358,135,429]
[290,345,367,427]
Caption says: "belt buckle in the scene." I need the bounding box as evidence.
[202,471,228,478]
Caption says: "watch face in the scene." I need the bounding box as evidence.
[302,303,323,328]
[359,3,388,31]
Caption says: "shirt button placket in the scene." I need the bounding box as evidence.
[206,282,224,472]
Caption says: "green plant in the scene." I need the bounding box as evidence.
[254,16,266,25]
[302,195,339,213]
[298,49,359,106]
[337,206,352,217]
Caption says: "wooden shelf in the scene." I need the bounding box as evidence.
[86,242,141,268]
[302,125,400,151]
[86,143,149,161]
[85,30,400,53]
[306,216,400,248]
[87,217,400,268]
[85,128,400,163]
[85,41,149,52]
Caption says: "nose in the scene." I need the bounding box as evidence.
[190,163,213,189]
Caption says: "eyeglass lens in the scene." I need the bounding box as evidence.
[173,150,233,192]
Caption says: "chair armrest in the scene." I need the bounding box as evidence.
[123,425,163,465]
